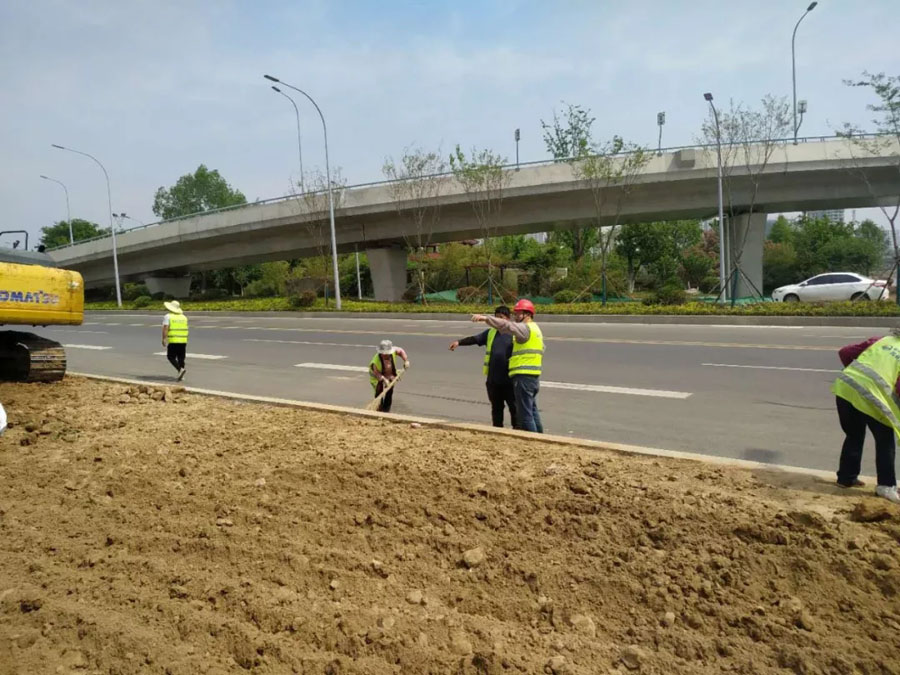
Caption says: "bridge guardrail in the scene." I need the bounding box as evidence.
[46,132,892,253]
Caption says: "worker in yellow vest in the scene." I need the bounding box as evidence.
[832,332,900,503]
[472,299,544,433]
[369,340,409,413]
[449,305,516,428]
[162,300,189,382]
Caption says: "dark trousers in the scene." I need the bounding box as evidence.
[486,380,517,428]
[167,343,186,371]
[836,396,897,487]
[513,375,543,433]
[375,380,395,413]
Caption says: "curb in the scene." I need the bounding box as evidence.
[85,309,900,327]
[70,371,843,482]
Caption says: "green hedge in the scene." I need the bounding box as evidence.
[84,298,900,317]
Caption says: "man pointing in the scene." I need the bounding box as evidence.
[472,299,544,433]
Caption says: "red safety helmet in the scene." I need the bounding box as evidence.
[513,299,536,316]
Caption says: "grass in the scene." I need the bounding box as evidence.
[85,297,900,317]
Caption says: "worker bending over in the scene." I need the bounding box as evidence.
[369,339,410,413]
[832,331,900,503]
[472,299,544,433]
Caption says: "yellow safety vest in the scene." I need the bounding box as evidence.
[369,352,397,390]
[167,313,189,344]
[509,321,544,377]
[832,336,900,433]
[483,328,498,376]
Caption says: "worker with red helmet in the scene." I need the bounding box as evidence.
[472,298,545,433]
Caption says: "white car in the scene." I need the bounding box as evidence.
[771,272,890,302]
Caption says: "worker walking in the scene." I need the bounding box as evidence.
[450,305,517,428]
[832,331,900,503]
[162,300,189,381]
[472,299,544,433]
[369,340,410,413]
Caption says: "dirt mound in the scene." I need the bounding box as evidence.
[1,377,899,674]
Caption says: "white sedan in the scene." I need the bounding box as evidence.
[772,273,890,302]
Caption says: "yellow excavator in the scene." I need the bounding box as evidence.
[0,249,84,382]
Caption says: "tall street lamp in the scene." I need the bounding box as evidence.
[264,74,342,310]
[51,144,122,307]
[656,112,666,155]
[704,93,727,302]
[39,175,72,244]
[792,1,818,144]
[271,86,305,193]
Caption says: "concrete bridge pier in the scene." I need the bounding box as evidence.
[728,212,767,300]
[144,275,192,299]
[366,247,408,302]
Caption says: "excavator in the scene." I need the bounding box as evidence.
[0,248,84,382]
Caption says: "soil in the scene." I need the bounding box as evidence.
[1,377,899,675]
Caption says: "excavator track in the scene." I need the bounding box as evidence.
[0,331,67,383]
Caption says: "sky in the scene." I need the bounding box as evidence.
[1,0,898,248]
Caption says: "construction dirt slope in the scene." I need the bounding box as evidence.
[1,378,900,675]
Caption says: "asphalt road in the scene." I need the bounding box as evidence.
[37,311,893,474]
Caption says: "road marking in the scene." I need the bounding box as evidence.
[702,363,839,373]
[63,344,112,350]
[291,363,690,399]
[542,381,692,399]
[153,352,228,360]
[128,323,147,326]
[294,363,369,372]
[246,338,371,348]
[50,329,109,334]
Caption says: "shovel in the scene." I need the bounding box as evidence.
[366,368,406,411]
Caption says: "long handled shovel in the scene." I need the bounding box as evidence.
[366,368,406,411]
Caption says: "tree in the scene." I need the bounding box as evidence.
[616,223,664,292]
[575,136,651,302]
[40,219,106,248]
[152,165,247,220]
[382,147,447,302]
[763,241,798,294]
[839,72,900,296]
[297,169,347,301]
[449,145,512,302]
[700,95,792,301]
[541,103,597,261]
[767,215,794,244]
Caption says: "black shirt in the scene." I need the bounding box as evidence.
[459,328,513,385]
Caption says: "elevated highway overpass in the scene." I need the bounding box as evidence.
[49,136,900,301]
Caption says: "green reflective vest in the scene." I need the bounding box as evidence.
[369,352,397,390]
[167,313,189,344]
[509,321,544,377]
[483,328,498,376]
[832,336,900,432]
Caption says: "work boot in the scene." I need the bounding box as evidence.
[875,485,900,504]
[177,368,186,382]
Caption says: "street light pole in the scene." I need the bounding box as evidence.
[264,74,342,310]
[355,247,362,299]
[792,1,818,144]
[656,112,666,156]
[51,144,122,307]
[514,128,520,170]
[39,175,72,244]
[704,93,727,303]
[271,86,305,193]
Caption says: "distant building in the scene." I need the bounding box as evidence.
[526,232,548,244]
[806,209,845,223]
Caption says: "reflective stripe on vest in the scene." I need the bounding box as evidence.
[483,328,497,376]
[167,313,189,344]
[509,321,544,377]
[831,336,900,431]
[369,352,397,390]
